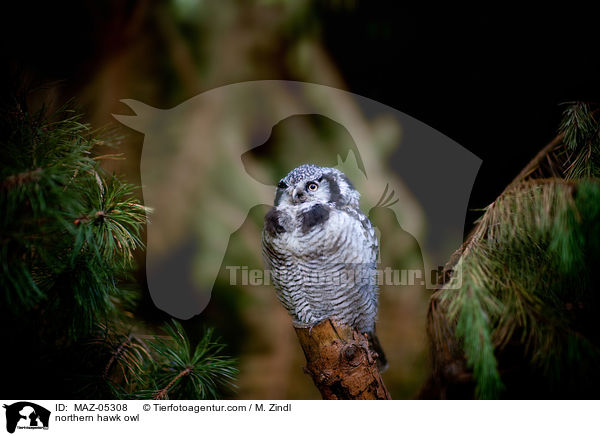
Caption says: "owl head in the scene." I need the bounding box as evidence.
[274,164,359,208]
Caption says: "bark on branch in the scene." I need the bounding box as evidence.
[294,319,391,400]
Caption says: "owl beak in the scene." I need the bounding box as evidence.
[292,187,306,203]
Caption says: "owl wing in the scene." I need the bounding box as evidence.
[344,206,379,264]
[343,207,386,369]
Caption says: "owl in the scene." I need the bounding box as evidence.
[262,164,386,370]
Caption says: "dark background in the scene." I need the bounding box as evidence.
[2,3,598,230]
[317,4,600,226]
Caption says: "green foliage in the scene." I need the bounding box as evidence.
[558,102,600,179]
[441,180,600,398]
[434,102,600,398]
[445,257,503,399]
[0,103,147,335]
[131,321,238,400]
[0,101,237,399]
[78,321,238,400]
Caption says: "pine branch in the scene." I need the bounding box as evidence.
[427,101,600,398]
[1,101,238,400]
[558,103,600,179]
[131,321,238,400]
[0,101,150,336]
[152,367,193,400]
[431,180,600,398]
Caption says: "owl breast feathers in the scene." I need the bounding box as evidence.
[261,164,379,334]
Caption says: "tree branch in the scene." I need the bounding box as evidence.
[294,319,391,400]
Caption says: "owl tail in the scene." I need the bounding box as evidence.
[367,331,388,373]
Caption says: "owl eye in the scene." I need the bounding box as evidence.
[307,182,319,192]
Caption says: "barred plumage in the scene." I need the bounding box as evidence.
[262,164,386,369]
